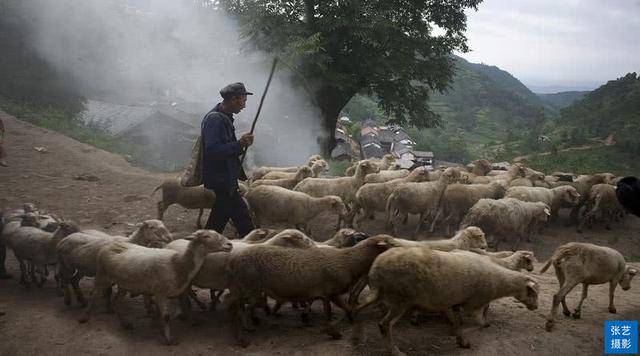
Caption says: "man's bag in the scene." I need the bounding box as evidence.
[180,134,203,187]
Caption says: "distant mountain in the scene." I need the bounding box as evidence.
[525,83,600,94]
[537,91,589,112]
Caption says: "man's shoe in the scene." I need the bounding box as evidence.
[0,271,13,279]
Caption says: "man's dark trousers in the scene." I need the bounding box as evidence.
[205,187,254,238]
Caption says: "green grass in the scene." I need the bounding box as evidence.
[0,96,136,159]
[520,145,640,176]
[625,256,640,263]
[327,159,352,176]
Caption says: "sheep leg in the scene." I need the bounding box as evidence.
[144,295,158,316]
[79,273,111,324]
[556,268,571,316]
[572,284,589,319]
[350,290,382,345]
[209,289,224,311]
[157,201,168,221]
[155,295,177,345]
[112,288,133,329]
[59,267,73,305]
[228,294,250,347]
[71,273,87,307]
[446,306,470,348]
[413,212,426,237]
[17,258,28,286]
[348,276,369,308]
[608,281,618,314]
[545,280,579,332]
[196,209,204,229]
[27,261,36,288]
[429,208,443,233]
[379,304,409,356]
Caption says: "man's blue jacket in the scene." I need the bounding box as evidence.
[201,103,242,195]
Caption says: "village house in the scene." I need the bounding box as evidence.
[358,119,434,169]
[77,100,201,171]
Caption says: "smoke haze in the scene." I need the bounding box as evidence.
[18,0,324,169]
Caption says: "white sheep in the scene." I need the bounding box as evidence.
[550,173,615,225]
[364,169,410,184]
[347,167,430,228]
[79,230,232,345]
[345,154,395,176]
[251,155,322,181]
[246,185,347,235]
[461,198,550,250]
[294,160,380,211]
[505,185,581,223]
[152,178,215,228]
[472,164,526,184]
[225,234,401,346]
[347,226,488,308]
[435,181,507,234]
[56,220,173,306]
[385,167,460,236]
[577,183,624,233]
[250,166,313,190]
[394,226,488,252]
[8,221,80,288]
[260,159,328,180]
[352,246,539,352]
[541,242,637,331]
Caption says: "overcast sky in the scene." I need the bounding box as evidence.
[458,0,640,93]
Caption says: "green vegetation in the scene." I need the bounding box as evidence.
[520,145,640,176]
[222,0,482,151]
[327,159,351,177]
[0,96,136,159]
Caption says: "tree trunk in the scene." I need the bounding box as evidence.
[314,84,354,156]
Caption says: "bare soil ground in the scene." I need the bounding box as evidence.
[1,110,639,356]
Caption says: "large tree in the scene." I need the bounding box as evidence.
[220,0,482,151]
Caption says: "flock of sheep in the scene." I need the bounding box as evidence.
[1,153,638,355]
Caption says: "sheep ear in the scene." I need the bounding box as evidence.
[543,207,551,216]
[629,268,638,276]
[184,235,195,241]
[377,241,388,247]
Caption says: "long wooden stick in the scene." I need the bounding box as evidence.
[239,58,278,169]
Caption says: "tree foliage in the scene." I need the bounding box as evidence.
[220,0,482,150]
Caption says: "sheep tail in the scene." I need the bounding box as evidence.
[539,259,553,274]
[151,183,163,197]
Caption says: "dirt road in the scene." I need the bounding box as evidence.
[1,111,639,355]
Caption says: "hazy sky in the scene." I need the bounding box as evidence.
[459,0,640,92]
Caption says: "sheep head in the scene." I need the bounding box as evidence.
[187,230,232,253]
[361,234,401,250]
[457,226,488,250]
[296,166,313,180]
[268,229,315,249]
[326,196,348,217]
[620,266,638,291]
[243,228,278,243]
[307,154,323,166]
[515,279,539,310]
[21,212,40,227]
[408,166,430,182]
[357,160,380,176]
[515,251,535,272]
[50,221,82,241]
[139,219,173,247]
[324,228,369,248]
[560,186,581,206]
[23,203,37,213]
